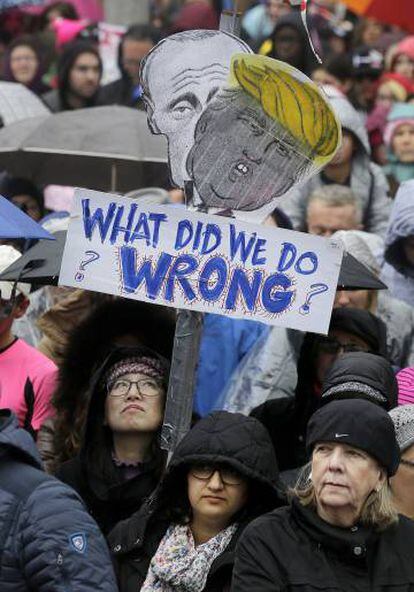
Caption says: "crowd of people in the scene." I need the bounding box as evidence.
[1,0,414,590]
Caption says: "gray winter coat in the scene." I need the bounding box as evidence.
[377,290,414,367]
[218,326,302,414]
[278,93,392,238]
[0,409,118,592]
[381,180,414,306]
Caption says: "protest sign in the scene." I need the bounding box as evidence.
[140,37,340,223]
[59,189,343,335]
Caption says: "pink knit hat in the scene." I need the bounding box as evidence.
[52,17,89,49]
[396,367,414,405]
[395,36,414,62]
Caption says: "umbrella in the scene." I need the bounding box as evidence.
[0,230,65,285]
[0,106,169,193]
[341,0,414,34]
[0,82,49,127]
[0,0,44,12]
[0,195,54,240]
[338,251,387,291]
[0,0,44,11]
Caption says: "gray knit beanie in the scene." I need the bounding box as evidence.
[389,404,414,452]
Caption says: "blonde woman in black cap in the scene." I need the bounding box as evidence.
[232,399,414,592]
[390,404,414,520]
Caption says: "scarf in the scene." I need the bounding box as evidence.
[141,522,237,592]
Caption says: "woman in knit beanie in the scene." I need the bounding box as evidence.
[389,404,414,519]
[383,102,414,191]
[55,345,170,536]
[391,36,414,81]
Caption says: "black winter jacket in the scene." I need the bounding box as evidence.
[109,411,285,592]
[0,410,118,591]
[232,498,414,591]
[56,345,168,535]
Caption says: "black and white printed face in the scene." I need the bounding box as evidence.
[188,92,310,211]
[143,32,251,188]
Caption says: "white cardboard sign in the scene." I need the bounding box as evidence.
[59,189,343,334]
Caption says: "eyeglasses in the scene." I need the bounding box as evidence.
[317,336,370,355]
[400,458,414,469]
[190,464,244,485]
[108,378,162,398]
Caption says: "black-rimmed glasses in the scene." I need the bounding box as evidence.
[190,464,244,485]
[107,378,162,398]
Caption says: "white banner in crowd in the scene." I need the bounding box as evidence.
[59,189,343,334]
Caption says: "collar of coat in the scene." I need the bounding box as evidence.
[291,497,378,561]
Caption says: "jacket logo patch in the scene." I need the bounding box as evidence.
[69,532,87,554]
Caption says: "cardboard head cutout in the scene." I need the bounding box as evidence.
[186,54,341,217]
[140,30,252,188]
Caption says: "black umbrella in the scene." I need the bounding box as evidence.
[338,251,387,290]
[0,106,169,193]
[0,231,66,285]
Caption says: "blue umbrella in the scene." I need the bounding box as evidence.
[0,0,44,12]
[0,195,54,240]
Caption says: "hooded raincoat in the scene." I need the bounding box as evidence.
[108,411,284,592]
[382,180,414,306]
[278,92,392,237]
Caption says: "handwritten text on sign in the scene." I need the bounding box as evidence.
[59,189,343,333]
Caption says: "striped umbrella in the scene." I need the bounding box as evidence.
[341,0,414,34]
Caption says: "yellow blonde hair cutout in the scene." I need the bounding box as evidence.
[230,54,341,169]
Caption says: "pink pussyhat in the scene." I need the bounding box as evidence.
[396,367,414,405]
[52,17,89,49]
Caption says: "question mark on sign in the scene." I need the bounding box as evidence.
[74,250,100,282]
[80,250,100,270]
[299,283,328,315]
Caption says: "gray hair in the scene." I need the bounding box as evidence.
[140,30,250,102]
[290,463,398,531]
[308,184,363,224]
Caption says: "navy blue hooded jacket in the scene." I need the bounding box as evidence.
[0,409,118,591]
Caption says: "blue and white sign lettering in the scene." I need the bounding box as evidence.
[59,189,343,334]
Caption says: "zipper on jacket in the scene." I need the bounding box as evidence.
[56,552,70,592]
